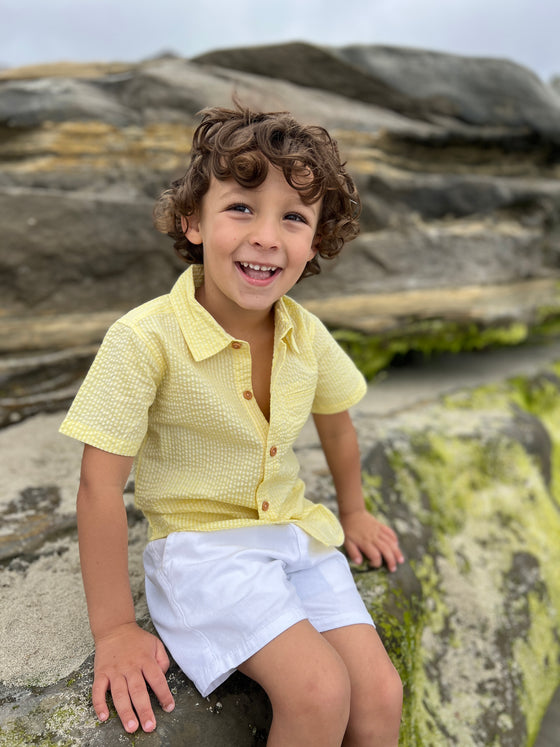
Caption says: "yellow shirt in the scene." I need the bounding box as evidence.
[60,266,366,545]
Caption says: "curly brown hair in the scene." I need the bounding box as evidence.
[153,104,360,279]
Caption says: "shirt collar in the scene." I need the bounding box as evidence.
[170,265,300,360]
[170,266,233,362]
[274,296,300,354]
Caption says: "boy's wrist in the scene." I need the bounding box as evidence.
[337,497,368,518]
[92,618,138,644]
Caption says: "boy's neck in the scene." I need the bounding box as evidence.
[195,284,275,342]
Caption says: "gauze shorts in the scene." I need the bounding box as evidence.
[143,524,374,696]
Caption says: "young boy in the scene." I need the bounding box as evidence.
[60,105,404,746]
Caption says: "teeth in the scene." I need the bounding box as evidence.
[240,262,278,272]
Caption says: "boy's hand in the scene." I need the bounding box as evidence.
[340,509,404,573]
[92,622,175,733]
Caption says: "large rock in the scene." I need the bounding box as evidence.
[1,348,560,745]
[0,187,183,314]
[1,42,560,446]
[194,42,560,138]
[1,46,559,328]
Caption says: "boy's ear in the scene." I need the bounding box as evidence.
[310,235,321,258]
[180,214,202,244]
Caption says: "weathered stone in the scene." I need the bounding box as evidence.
[1,42,560,746]
[0,76,140,128]
[1,354,560,745]
[194,42,560,139]
[1,44,559,347]
[0,649,272,747]
[0,187,184,314]
[353,378,560,745]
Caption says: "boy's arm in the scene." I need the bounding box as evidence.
[313,411,404,572]
[77,444,175,733]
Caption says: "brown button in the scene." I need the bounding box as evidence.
[269,446,277,457]
[243,390,253,400]
[231,341,242,349]
[261,501,270,511]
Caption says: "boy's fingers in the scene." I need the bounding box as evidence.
[143,660,175,713]
[344,538,362,565]
[110,673,151,733]
[155,640,171,674]
[365,546,383,568]
[126,673,159,732]
[91,674,110,722]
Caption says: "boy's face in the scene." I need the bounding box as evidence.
[182,164,321,326]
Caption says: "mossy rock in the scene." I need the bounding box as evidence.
[2,367,560,746]
[359,376,560,746]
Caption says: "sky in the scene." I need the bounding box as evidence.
[1,0,559,82]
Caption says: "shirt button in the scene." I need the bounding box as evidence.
[231,341,242,349]
[261,501,270,511]
[269,446,277,457]
[243,390,253,400]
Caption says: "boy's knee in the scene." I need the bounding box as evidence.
[351,664,403,744]
[384,664,403,714]
[371,663,403,723]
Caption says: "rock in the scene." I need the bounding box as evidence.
[0,650,272,746]
[0,76,139,129]
[1,45,559,329]
[349,356,560,745]
[1,45,560,743]
[194,42,560,138]
[0,187,184,314]
[1,350,560,745]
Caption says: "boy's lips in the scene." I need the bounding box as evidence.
[236,261,282,284]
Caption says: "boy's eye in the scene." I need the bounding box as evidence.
[285,212,307,223]
[228,203,251,214]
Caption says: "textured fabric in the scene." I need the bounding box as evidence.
[143,524,374,696]
[59,265,366,544]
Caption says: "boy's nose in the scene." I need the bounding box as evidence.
[249,217,280,249]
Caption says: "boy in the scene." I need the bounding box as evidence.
[60,105,404,746]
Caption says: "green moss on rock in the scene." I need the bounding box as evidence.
[333,322,532,380]
[359,384,560,745]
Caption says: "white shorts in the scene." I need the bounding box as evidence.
[143,524,374,697]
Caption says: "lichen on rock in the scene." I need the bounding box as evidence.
[358,379,560,746]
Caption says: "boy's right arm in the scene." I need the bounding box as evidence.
[77,444,175,733]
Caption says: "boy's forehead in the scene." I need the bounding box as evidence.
[209,163,317,197]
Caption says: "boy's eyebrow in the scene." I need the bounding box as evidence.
[217,182,314,207]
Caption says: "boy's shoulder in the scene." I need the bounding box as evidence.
[118,293,173,329]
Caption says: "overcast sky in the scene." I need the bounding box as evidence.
[2,0,559,81]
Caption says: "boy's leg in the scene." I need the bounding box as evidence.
[322,624,402,747]
[238,619,351,747]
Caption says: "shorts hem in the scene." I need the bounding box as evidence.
[314,612,376,634]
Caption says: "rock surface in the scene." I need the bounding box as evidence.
[1,42,560,746]
[1,42,560,423]
[2,344,560,745]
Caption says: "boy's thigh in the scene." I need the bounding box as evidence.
[238,619,349,701]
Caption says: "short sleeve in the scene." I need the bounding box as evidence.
[59,321,163,456]
[310,316,367,414]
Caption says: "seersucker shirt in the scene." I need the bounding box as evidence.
[59,265,367,546]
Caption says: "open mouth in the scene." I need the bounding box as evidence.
[237,261,281,281]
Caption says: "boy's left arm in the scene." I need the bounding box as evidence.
[313,410,404,572]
